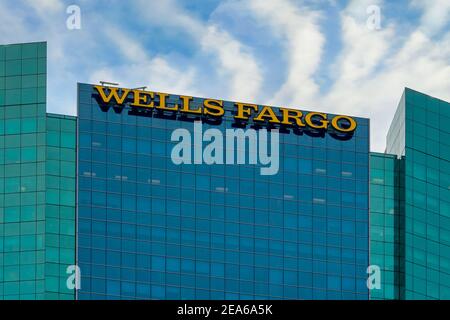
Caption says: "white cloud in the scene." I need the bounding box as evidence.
[23,0,64,15]
[245,0,325,107]
[0,2,36,44]
[88,26,198,96]
[303,0,390,151]
[331,0,394,84]
[200,25,261,101]
[411,0,450,36]
[318,0,450,151]
[135,0,262,102]
[232,0,450,151]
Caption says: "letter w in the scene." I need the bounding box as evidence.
[94,86,131,105]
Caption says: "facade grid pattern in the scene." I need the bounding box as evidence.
[76,83,370,300]
[0,42,47,299]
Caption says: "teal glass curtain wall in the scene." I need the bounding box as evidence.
[0,42,76,300]
[45,113,77,300]
[384,88,450,299]
[0,42,47,299]
[369,152,403,299]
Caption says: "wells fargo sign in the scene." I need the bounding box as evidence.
[94,86,357,134]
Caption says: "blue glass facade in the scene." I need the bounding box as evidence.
[76,83,370,300]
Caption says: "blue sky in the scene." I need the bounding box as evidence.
[0,0,449,151]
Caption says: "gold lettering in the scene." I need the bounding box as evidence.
[131,90,154,108]
[254,106,281,123]
[156,93,177,111]
[304,112,329,129]
[235,103,258,120]
[94,86,130,105]
[204,99,224,117]
[96,86,358,137]
[280,108,305,127]
[178,96,201,114]
[331,115,357,133]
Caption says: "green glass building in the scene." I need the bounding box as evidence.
[0,42,76,300]
[369,152,403,300]
[370,88,450,299]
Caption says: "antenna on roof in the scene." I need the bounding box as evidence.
[132,86,147,91]
[99,81,119,86]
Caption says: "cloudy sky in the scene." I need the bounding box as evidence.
[0,0,449,151]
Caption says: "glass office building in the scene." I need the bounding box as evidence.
[0,42,75,300]
[369,152,403,300]
[370,88,450,300]
[76,83,370,300]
